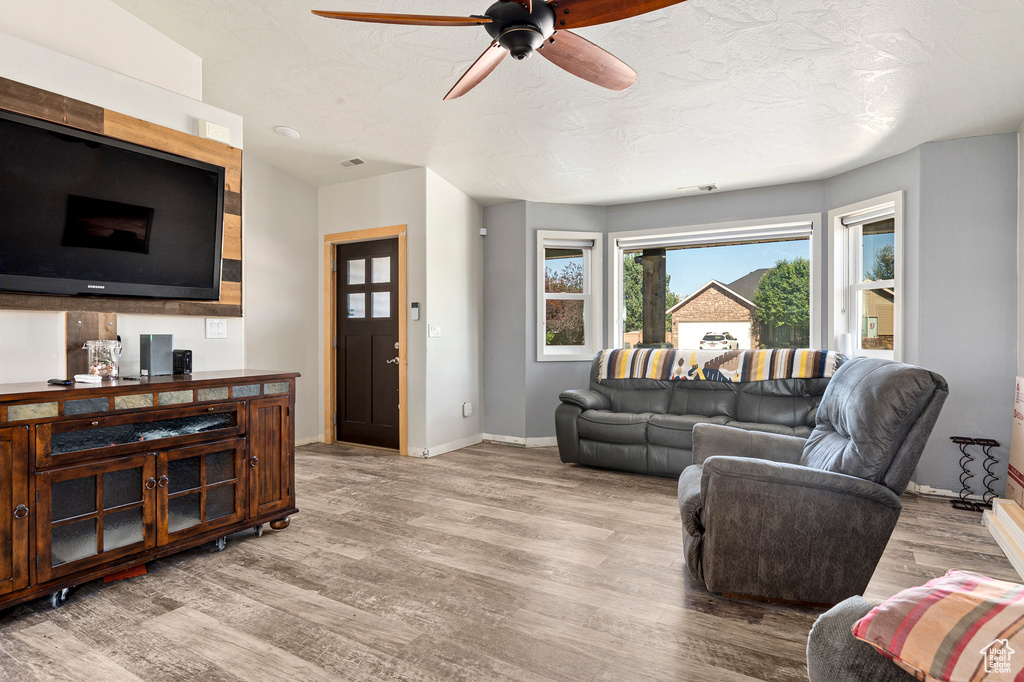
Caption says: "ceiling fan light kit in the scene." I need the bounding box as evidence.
[312,0,689,99]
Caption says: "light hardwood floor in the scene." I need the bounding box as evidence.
[1,442,1016,681]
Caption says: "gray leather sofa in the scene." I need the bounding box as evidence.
[555,353,833,477]
[678,358,948,604]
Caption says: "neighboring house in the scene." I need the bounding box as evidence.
[668,270,767,349]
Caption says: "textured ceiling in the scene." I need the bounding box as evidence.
[110,0,1024,206]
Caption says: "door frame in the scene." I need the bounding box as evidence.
[323,225,408,455]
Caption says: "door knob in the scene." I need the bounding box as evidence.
[386,357,399,365]
[13,504,28,519]
[158,475,168,488]
[145,477,157,490]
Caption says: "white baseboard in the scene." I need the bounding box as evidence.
[909,482,986,501]
[409,433,484,458]
[482,434,558,448]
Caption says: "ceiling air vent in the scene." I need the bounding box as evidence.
[678,183,718,196]
[338,156,366,168]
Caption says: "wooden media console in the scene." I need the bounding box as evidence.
[0,370,298,609]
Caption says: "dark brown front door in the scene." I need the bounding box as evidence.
[335,238,400,449]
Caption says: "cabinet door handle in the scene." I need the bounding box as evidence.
[158,475,168,488]
[13,504,28,520]
[91,421,100,426]
[250,457,259,468]
[145,477,157,490]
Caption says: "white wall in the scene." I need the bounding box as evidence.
[0,14,245,384]
[318,169,429,453]
[424,170,484,452]
[317,168,484,456]
[0,0,202,100]
[243,155,320,444]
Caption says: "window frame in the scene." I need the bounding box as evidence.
[607,215,821,350]
[827,191,903,360]
[536,230,604,362]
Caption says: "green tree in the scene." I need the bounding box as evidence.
[867,244,894,281]
[754,258,810,342]
[623,254,679,336]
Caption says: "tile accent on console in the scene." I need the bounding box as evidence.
[7,402,58,422]
[158,390,193,406]
[64,398,110,416]
[114,394,153,410]
[198,387,230,402]
[264,382,289,395]
[232,384,260,398]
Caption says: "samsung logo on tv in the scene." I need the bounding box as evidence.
[87,284,105,289]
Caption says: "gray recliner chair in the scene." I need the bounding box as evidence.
[678,357,948,604]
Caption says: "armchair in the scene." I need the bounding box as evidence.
[678,358,948,604]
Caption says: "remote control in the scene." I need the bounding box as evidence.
[47,378,74,386]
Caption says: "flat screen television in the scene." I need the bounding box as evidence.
[0,109,225,300]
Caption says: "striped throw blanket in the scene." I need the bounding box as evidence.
[852,569,1024,681]
[597,348,845,382]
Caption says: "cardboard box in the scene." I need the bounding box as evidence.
[1007,377,1024,507]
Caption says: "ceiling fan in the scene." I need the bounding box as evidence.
[312,0,689,100]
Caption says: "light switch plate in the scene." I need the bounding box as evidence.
[206,318,228,339]
[428,324,441,338]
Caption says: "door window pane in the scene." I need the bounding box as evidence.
[371,256,391,283]
[347,293,365,319]
[207,485,235,521]
[207,450,235,484]
[168,456,201,494]
[103,467,142,509]
[347,259,365,285]
[544,248,583,294]
[860,289,894,351]
[371,292,390,318]
[546,300,585,346]
[167,494,202,533]
[862,219,895,282]
[104,507,144,551]
[52,476,96,522]
[52,519,97,566]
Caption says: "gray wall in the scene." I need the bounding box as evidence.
[915,134,1018,491]
[483,133,1020,495]
[524,203,607,438]
[483,201,528,438]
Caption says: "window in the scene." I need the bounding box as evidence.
[828,192,903,359]
[537,231,603,361]
[609,216,820,350]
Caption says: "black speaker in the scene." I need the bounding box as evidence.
[173,349,192,375]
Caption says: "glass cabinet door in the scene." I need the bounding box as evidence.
[37,454,156,582]
[158,439,246,545]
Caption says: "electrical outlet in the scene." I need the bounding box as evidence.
[463,402,472,417]
[428,324,441,338]
[205,318,227,339]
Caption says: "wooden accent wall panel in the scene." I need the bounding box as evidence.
[0,78,243,318]
[65,313,118,376]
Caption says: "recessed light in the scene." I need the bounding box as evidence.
[274,126,300,139]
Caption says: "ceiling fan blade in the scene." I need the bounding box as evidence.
[312,10,492,27]
[538,30,637,91]
[444,41,508,101]
[545,0,688,29]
